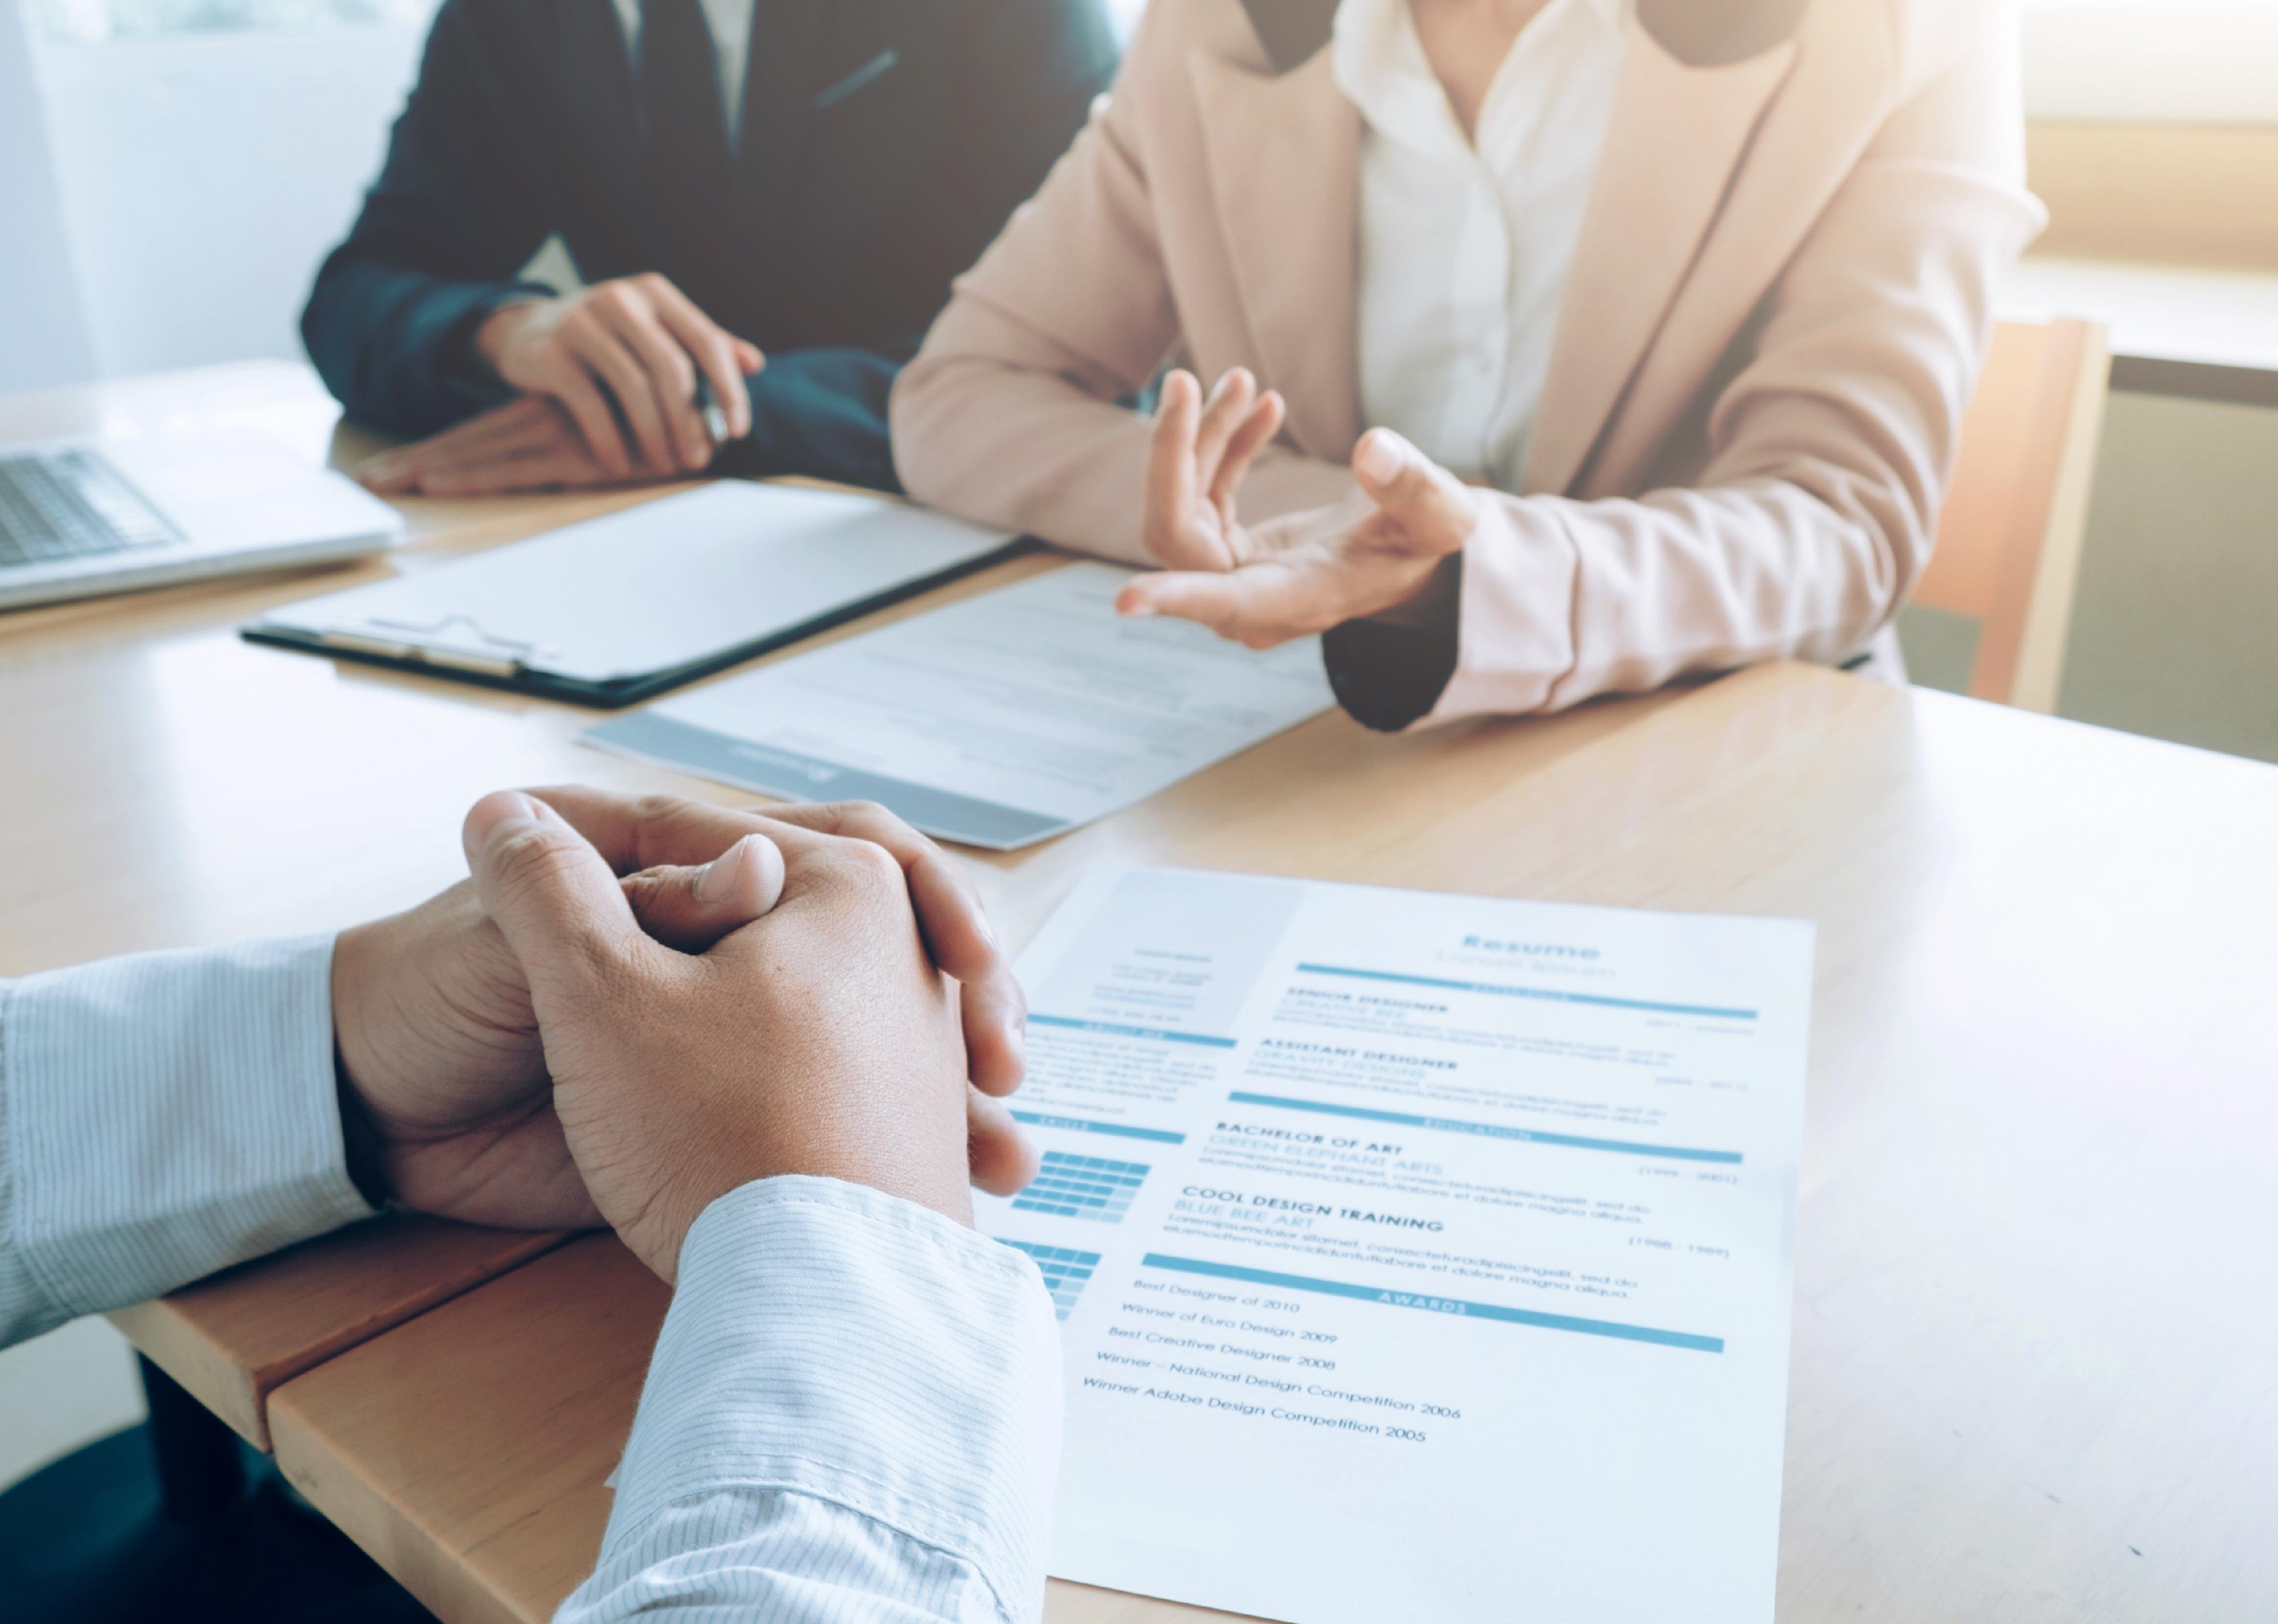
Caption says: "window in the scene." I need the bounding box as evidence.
[2024,1,2278,123]
[36,0,2275,123]
[32,0,435,44]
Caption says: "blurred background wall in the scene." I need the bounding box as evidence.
[26,1,431,376]
[0,0,95,389]
[8,1,2272,385]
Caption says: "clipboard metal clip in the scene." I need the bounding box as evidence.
[318,613,544,678]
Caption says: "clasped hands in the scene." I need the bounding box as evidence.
[1115,368,1482,647]
[332,787,1029,1282]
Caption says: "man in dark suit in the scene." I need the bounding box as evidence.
[307,0,1118,496]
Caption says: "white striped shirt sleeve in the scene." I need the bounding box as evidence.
[558,1177,1064,1624]
[0,941,1065,1623]
[0,935,375,1349]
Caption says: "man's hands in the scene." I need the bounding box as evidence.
[331,831,784,1228]
[528,789,1028,1105]
[357,395,620,497]
[359,272,763,496]
[332,789,1035,1258]
[1115,368,1482,648]
[479,275,761,477]
[464,792,979,1280]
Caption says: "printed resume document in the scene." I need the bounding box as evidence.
[980,867,1815,1624]
[584,562,1334,849]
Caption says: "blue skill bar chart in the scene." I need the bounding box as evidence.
[1010,1150,1152,1222]
[1006,1242,1105,1320]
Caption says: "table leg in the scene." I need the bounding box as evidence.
[140,1353,249,1521]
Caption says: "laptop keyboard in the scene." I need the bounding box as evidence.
[0,450,182,570]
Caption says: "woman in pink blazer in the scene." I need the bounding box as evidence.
[890,0,2044,728]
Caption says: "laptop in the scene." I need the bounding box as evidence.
[0,431,403,611]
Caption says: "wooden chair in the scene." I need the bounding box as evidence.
[1905,317,2110,712]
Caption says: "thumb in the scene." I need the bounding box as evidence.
[618,832,788,952]
[966,1087,1041,1198]
[462,790,649,1002]
[1351,429,1479,555]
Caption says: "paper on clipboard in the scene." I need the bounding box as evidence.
[243,482,1017,701]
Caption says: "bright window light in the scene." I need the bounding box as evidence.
[2024,1,2278,121]
[32,0,437,44]
[32,0,2278,127]
[2023,1,2278,8]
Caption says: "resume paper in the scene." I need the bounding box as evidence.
[982,867,1814,1624]
[584,562,1335,849]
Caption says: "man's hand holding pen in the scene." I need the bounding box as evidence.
[360,271,758,497]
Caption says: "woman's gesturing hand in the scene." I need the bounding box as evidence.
[1120,402,1483,648]
[1140,368,1286,572]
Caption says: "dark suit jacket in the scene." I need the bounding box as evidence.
[302,0,1118,490]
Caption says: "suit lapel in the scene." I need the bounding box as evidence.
[1583,0,1898,495]
[1188,43,1362,461]
[1523,15,1799,496]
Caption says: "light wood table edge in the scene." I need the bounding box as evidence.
[108,1225,576,1450]
[274,1410,550,1624]
[270,1234,668,1624]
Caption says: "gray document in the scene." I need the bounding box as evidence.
[586,562,1337,848]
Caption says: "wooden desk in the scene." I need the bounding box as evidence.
[264,662,2278,1623]
[11,364,2275,1621]
[0,362,1666,1450]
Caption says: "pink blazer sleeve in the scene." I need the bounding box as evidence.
[889,5,1356,565]
[1435,11,2045,721]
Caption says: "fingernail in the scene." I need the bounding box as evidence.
[695,835,755,904]
[462,790,541,859]
[1357,431,1406,485]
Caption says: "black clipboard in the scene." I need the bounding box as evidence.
[241,482,1026,708]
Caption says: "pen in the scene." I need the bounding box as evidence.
[693,374,731,446]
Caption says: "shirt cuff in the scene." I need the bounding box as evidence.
[1,934,374,1335]
[1322,499,1583,731]
[1321,556,1466,732]
[597,1176,1063,1622]
[428,282,549,421]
